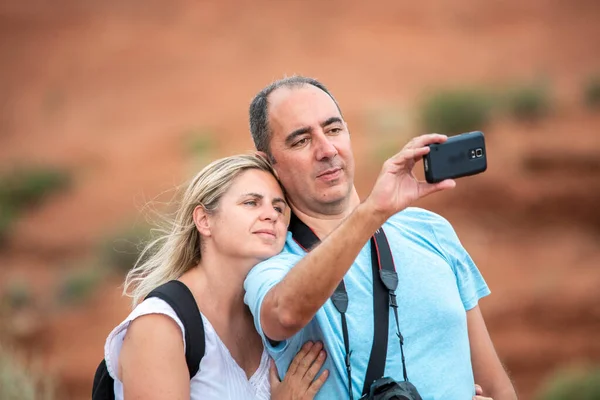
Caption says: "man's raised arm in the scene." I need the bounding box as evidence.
[260,134,455,340]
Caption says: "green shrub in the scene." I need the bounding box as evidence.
[56,266,104,305]
[0,204,18,244]
[584,75,600,108]
[420,89,492,135]
[535,367,600,400]
[2,280,32,310]
[0,345,56,400]
[504,83,551,121]
[0,167,70,209]
[0,167,70,246]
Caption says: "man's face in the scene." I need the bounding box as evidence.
[267,85,355,215]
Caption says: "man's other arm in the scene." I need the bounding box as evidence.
[468,305,518,400]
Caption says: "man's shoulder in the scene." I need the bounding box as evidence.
[252,249,304,272]
[386,206,450,229]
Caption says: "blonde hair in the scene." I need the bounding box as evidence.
[124,153,278,306]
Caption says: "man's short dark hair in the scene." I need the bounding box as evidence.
[249,76,342,160]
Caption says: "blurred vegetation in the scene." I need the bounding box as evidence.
[0,167,71,244]
[535,366,600,400]
[0,167,70,207]
[503,82,551,121]
[583,74,600,109]
[2,280,33,311]
[419,88,492,135]
[0,204,17,244]
[56,265,105,305]
[98,224,152,275]
[0,344,56,400]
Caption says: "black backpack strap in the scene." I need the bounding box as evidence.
[92,359,116,400]
[146,280,205,378]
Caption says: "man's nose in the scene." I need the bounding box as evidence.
[314,133,338,160]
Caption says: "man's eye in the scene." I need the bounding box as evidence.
[274,206,284,214]
[293,138,309,147]
[329,127,342,134]
[244,200,257,206]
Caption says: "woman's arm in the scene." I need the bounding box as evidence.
[119,314,190,400]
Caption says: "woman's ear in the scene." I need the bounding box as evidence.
[193,205,211,237]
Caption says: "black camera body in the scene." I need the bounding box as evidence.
[362,377,423,400]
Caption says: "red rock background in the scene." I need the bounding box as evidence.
[1,1,599,399]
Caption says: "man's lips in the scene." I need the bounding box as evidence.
[316,167,342,178]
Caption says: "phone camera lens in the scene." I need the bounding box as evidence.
[475,148,483,157]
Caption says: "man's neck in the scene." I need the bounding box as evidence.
[291,188,361,238]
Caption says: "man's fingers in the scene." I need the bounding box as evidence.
[418,179,456,198]
[389,146,430,166]
[287,341,313,376]
[306,370,329,398]
[406,133,447,149]
[388,133,447,164]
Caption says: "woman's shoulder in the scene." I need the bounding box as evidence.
[104,297,188,379]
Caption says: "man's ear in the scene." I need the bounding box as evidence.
[193,205,211,237]
[256,150,277,165]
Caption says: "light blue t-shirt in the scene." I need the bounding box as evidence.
[244,207,490,400]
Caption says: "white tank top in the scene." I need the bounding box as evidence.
[104,297,271,400]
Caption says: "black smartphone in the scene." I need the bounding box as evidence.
[423,131,487,183]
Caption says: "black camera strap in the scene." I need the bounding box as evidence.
[289,213,408,399]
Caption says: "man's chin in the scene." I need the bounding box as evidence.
[318,189,350,207]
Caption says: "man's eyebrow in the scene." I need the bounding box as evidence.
[284,126,311,147]
[321,116,343,127]
[283,117,343,147]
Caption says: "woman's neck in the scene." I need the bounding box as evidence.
[182,252,254,323]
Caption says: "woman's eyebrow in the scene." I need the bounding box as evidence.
[273,197,287,207]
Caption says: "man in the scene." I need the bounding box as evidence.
[244,76,517,400]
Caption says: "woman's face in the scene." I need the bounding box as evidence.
[207,169,289,264]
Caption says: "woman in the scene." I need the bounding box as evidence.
[103,154,328,399]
